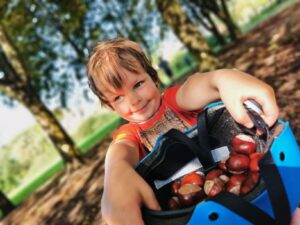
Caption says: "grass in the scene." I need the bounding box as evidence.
[200,0,299,54]
[6,116,122,205]
[8,159,64,205]
[0,111,121,221]
[78,116,121,153]
[241,0,299,32]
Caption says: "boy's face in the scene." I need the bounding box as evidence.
[103,70,161,123]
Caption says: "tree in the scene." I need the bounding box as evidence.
[0,26,82,163]
[195,0,240,41]
[0,190,15,217]
[0,1,92,163]
[156,0,219,71]
[92,0,163,60]
[182,1,226,46]
[181,0,240,46]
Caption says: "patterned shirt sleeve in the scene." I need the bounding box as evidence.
[112,124,147,160]
[163,85,201,126]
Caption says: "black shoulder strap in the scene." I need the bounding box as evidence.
[197,110,215,169]
[164,129,214,170]
[197,109,210,151]
[247,105,291,224]
[259,151,291,225]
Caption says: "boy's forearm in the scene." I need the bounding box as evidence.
[176,69,222,111]
[176,69,259,111]
[104,141,140,183]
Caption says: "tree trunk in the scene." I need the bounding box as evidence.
[0,82,82,163]
[187,0,226,46]
[198,0,240,42]
[156,0,220,71]
[199,7,226,46]
[0,190,15,217]
[0,26,83,164]
[219,0,241,41]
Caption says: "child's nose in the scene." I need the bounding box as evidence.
[127,91,141,106]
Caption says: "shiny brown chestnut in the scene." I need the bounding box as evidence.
[231,134,256,155]
[204,177,225,197]
[226,154,250,174]
[167,196,181,210]
[226,174,247,196]
[249,152,264,172]
[206,169,224,180]
[240,172,260,195]
[177,183,205,207]
[181,171,204,187]
[171,181,181,195]
[218,158,228,172]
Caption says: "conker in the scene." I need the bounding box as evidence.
[177,183,205,207]
[249,153,264,172]
[204,178,225,197]
[219,174,230,183]
[206,169,224,180]
[181,171,204,187]
[226,154,250,174]
[218,158,228,172]
[226,174,246,196]
[171,181,181,195]
[231,134,256,155]
[167,196,181,210]
[240,172,260,195]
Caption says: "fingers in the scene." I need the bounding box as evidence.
[291,204,300,225]
[225,99,254,129]
[226,95,279,130]
[102,203,146,225]
[253,95,279,128]
[140,183,161,211]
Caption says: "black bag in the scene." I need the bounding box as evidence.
[135,102,300,225]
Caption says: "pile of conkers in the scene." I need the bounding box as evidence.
[167,134,264,210]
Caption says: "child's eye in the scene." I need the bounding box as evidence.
[114,96,123,102]
[134,81,144,89]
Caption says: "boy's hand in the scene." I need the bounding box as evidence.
[216,69,279,129]
[291,205,300,225]
[101,142,160,225]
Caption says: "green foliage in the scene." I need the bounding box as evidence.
[0,0,90,107]
[72,111,119,144]
[0,111,118,194]
[0,125,59,193]
[239,0,298,32]
[169,50,197,75]
[205,35,232,53]
[229,0,274,24]
[155,50,198,86]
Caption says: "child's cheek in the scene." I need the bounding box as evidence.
[115,102,130,115]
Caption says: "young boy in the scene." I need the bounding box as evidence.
[87,38,279,225]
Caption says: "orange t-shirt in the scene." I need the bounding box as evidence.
[112,86,201,160]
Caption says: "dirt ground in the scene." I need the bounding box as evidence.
[1,3,299,225]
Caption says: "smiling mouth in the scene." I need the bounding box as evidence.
[134,102,148,113]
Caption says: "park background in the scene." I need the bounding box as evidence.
[0,0,299,224]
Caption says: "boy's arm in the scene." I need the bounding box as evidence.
[176,69,278,128]
[101,140,160,225]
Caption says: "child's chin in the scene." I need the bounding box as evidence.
[129,115,151,123]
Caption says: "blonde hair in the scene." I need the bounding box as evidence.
[87,38,158,106]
